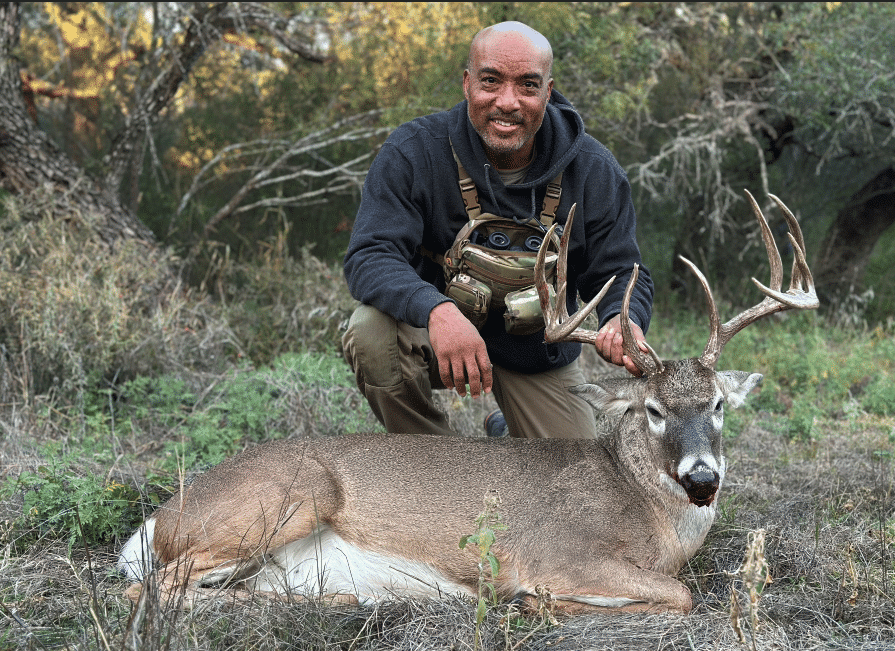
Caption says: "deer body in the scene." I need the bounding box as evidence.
[120,360,760,613]
[119,191,816,614]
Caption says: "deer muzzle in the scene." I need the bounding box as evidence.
[679,465,720,507]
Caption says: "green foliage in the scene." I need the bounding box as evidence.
[554,3,660,145]
[774,3,895,158]
[459,491,506,651]
[862,373,895,417]
[4,452,142,549]
[786,396,820,442]
[706,311,895,439]
[117,351,379,477]
[864,226,895,325]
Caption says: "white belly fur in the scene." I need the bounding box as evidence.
[246,525,473,603]
[117,519,473,604]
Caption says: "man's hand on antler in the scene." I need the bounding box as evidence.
[595,314,649,377]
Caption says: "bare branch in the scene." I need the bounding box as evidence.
[178,109,391,253]
[103,3,329,198]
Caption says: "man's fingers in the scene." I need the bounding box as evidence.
[429,302,492,398]
[596,317,649,372]
[438,352,493,398]
[438,358,454,390]
[479,356,493,395]
[454,366,469,397]
[466,354,493,398]
[622,354,644,378]
[465,366,481,398]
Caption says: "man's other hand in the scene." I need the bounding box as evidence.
[428,302,493,398]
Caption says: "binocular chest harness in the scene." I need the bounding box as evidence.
[438,142,564,335]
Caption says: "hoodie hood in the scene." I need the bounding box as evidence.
[450,89,586,222]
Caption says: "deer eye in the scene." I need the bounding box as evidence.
[714,397,724,412]
[646,404,663,420]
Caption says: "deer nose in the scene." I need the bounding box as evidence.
[680,465,719,507]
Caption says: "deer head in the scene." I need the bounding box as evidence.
[535,190,818,508]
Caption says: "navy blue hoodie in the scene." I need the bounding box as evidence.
[344,90,653,374]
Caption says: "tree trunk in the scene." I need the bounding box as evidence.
[0,3,157,246]
[814,166,895,305]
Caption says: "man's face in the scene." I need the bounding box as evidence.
[463,31,553,170]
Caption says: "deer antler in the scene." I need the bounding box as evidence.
[535,204,664,376]
[688,190,819,369]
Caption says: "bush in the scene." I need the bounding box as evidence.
[4,451,143,549]
[198,226,358,365]
[862,373,895,416]
[0,189,236,404]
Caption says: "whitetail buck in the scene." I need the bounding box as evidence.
[119,190,817,614]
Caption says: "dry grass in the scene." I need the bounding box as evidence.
[0,192,892,649]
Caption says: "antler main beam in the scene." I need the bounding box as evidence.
[694,190,819,368]
[535,204,664,376]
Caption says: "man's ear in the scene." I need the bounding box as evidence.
[462,69,471,101]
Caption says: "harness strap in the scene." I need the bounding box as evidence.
[449,140,563,226]
[539,174,563,226]
[450,141,482,220]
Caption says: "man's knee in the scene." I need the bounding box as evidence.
[342,305,403,387]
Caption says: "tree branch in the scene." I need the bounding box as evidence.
[103,2,329,199]
[185,110,390,253]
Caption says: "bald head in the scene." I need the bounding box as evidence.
[466,22,553,79]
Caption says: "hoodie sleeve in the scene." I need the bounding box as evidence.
[343,136,452,329]
[576,151,654,334]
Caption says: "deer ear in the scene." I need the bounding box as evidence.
[716,371,763,408]
[569,381,636,418]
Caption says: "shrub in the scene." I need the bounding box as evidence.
[4,451,143,549]
[862,372,895,416]
[198,227,358,364]
[0,189,235,404]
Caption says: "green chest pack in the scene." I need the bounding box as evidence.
[441,145,563,335]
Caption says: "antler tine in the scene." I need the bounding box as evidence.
[698,190,819,368]
[535,204,614,345]
[768,192,816,297]
[621,265,664,375]
[680,255,722,366]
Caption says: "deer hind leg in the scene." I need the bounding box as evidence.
[134,455,347,596]
[124,554,362,608]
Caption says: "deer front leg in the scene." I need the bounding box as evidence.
[516,560,693,615]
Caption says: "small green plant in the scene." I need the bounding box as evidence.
[4,451,143,549]
[459,490,506,651]
[786,396,820,441]
[861,372,895,416]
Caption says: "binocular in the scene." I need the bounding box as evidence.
[471,230,544,253]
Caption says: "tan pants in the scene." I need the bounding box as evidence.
[342,305,597,439]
